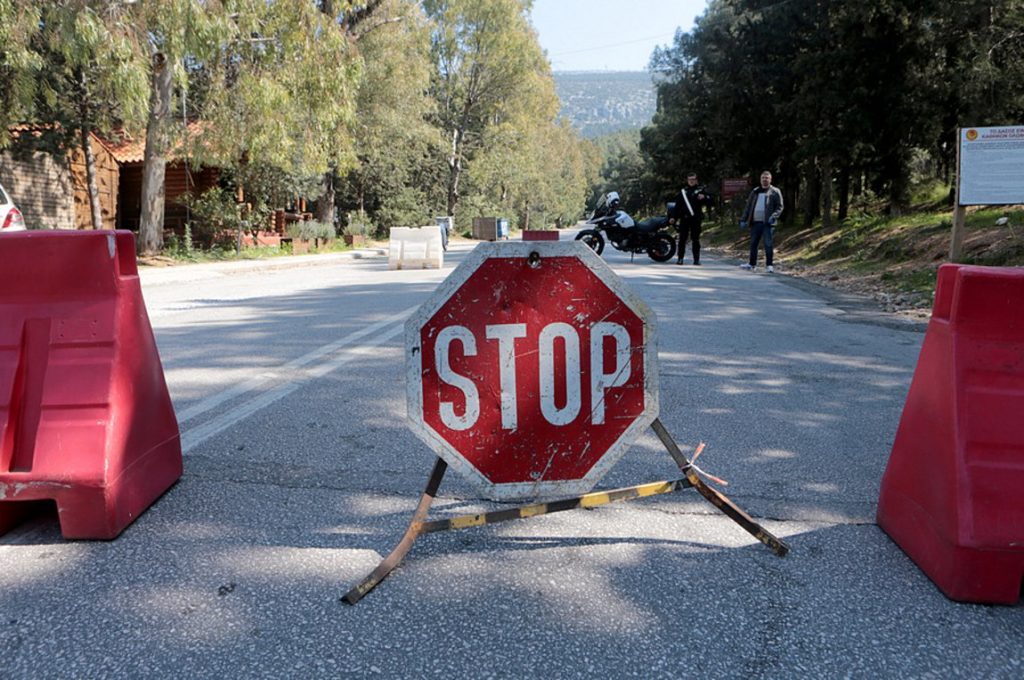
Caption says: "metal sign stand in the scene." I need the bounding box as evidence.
[342,418,789,605]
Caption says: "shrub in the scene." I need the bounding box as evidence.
[183,188,241,246]
[287,220,335,241]
[343,211,372,237]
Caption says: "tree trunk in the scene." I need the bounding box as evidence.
[820,156,833,229]
[447,131,463,218]
[75,68,102,231]
[140,52,173,255]
[837,165,850,222]
[802,160,820,228]
[885,147,910,217]
[447,87,476,218]
[315,167,336,225]
[80,125,103,230]
[888,172,907,217]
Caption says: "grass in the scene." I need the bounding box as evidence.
[152,236,359,265]
[704,197,1024,310]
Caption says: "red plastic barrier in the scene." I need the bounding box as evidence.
[0,231,181,539]
[877,264,1024,603]
[521,230,559,241]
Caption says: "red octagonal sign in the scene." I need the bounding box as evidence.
[406,242,659,500]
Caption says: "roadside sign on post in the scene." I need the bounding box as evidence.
[721,178,750,200]
[952,125,1024,260]
[406,241,659,500]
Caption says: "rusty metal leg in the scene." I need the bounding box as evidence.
[650,419,789,557]
[341,457,448,605]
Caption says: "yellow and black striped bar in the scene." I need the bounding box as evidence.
[418,478,693,534]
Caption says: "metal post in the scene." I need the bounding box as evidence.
[950,127,966,263]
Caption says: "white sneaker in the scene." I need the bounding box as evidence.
[740,263,753,270]
[767,265,775,273]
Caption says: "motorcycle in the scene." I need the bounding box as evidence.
[574,191,676,262]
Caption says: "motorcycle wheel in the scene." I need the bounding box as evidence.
[646,233,676,262]
[575,229,605,255]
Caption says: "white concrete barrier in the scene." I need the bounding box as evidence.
[388,226,444,270]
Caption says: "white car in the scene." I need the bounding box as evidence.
[0,182,26,231]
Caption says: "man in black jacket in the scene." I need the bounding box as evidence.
[669,172,713,265]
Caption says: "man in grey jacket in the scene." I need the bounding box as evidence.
[739,170,784,272]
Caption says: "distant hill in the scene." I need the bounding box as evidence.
[553,71,657,139]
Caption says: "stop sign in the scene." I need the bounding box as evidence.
[406,241,659,500]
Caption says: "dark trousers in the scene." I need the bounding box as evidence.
[749,221,774,266]
[677,219,702,263]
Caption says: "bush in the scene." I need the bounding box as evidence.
[343,211,372,237]
[183,188,242,246]
[372,187,432,236]
[287,220,335,241]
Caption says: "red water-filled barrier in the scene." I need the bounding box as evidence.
[877,263,1024,604]
[521,230,559,241]
[0,230,181,539]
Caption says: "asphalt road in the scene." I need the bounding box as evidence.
[1,241,1021,678]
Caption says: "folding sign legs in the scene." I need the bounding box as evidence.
[342,458,448,605]
[650,418,790,557]
[343,420,788,605]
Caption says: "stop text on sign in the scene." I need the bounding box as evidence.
[435,321,631,431]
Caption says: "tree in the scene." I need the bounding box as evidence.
[136,1,231,254]
[0,1,41,145]
[642,0,963,222]
[423,0,548,220]
[932,2,1024,189]
[184,0,363,239]
[333,0,444,234]
[19,1,150,229]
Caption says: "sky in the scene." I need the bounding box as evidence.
[531,0,708,72]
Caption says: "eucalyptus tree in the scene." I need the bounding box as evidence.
[467,65,592,230]
[20,1,150,230]
[135,0,231,254]
[181,0,360,235]
[0,1,41,144]
[325,0,442,231]
[527,119,595,228]
[422,0,549,220]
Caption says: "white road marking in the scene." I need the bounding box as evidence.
[178,307,415,453]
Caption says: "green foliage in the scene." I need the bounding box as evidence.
[287,220,335,241]
[5,1,150,156]
[4,1,594,254]
[640,0,1024,225]
[373,186,435,234]
[342,212,372,237]
[0,2,41,145]
[190,0,361,180]
[183,187,242,247]
[423,0,590,225]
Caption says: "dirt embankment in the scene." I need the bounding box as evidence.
[704,205,1024,323]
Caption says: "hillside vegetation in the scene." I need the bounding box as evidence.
[553,71,656,138]
[704,196,1024,317]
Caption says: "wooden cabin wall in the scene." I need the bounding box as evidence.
[0,150,76,228]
